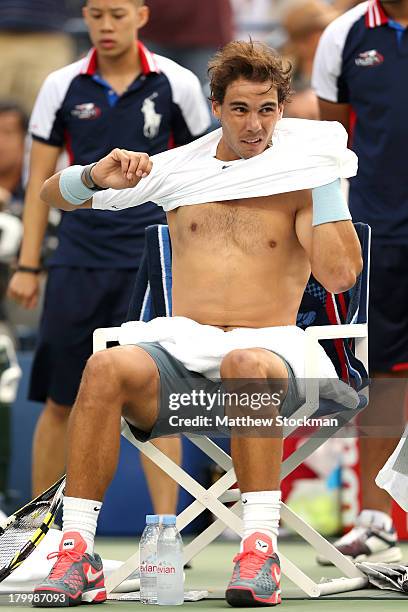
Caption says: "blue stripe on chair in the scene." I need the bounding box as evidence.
[159,225,173,316]
[141,284,153,322]
[353,223,370,325]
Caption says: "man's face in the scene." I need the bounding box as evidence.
[212,79,283,160]
[0,112,25,175]
[83,0,148,58]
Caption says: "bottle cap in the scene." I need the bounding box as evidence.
[161,514,177,526]
[146,514,160,524]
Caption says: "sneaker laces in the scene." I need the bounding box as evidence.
[233,549,270,580]
[47,550,84,580]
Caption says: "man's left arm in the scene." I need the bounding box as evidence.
[296,181,363,294]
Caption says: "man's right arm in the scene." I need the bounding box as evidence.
[41,148,153,211]
[7,140,61,309]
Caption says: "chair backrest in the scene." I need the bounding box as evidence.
[127,223,370,388]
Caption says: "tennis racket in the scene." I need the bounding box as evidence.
[0,475,66,582]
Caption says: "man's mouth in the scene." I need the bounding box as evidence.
[100,39,116,49]
[241,138,262,145]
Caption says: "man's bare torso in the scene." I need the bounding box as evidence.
[167,190,312,330]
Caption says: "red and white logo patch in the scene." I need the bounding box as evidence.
[71,103,102,119]
[355,50,384,67]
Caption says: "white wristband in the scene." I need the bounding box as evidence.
[312,179,351,227]
[59,165,95,206]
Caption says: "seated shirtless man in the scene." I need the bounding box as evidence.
[35,40,362,607]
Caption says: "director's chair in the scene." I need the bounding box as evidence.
[94,222,371,597]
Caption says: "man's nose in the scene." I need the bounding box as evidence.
[100,15,114,30]
[246,113,261,131]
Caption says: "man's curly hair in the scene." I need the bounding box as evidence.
[208,40,293,105]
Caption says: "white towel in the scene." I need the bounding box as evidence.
[119,316,360,409]
[93,118,358,213]
[376,427,408,511]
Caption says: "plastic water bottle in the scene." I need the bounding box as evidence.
[157,515,184,605]
[139,514,160,604]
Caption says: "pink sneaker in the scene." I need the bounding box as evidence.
[226,532,281,606]
[33,531,106,607]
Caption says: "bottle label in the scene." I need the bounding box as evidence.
[157,562,176,574]
[140,562,157,574]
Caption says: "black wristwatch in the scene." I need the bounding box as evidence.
[81,163,107,191]
[16,265,41,274]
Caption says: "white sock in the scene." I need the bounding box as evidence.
[62,496,102,553]
[241,490,281,551]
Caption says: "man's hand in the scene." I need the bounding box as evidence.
[40,148,153,211]
[7,271,41,309]
[91,148,153,190]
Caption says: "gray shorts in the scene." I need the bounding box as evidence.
[127,342,302,442]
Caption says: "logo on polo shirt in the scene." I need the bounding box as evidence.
[355,50,384,67]
[141,92,162,139]
[71,103,102,119]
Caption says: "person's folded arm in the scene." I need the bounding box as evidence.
[295,181,363,294]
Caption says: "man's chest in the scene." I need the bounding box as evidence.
[169,196,300,254]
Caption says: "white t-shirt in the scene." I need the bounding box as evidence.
[92,118,358,213]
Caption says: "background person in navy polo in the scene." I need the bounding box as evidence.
[7,0,211,514]
[312,0,408,564]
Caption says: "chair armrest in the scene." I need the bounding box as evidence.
[305,323,367,341]
[93,327,122,353]
[304,323,367,377]
[302,322,368,415]
[305,323,368,378]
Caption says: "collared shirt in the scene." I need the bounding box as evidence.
[312,0,408,243]
[30,42,211,267]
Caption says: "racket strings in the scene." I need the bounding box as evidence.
[0,501,51,567]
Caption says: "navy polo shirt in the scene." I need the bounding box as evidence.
[29,42,211,267]
[312,0,408,243]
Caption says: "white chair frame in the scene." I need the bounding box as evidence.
[93,320,369,598]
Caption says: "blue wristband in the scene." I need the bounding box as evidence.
[59,165,95,206]
[312,179,351,227]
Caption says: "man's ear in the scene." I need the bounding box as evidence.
[137,5,149,29]
[212,100,221,122]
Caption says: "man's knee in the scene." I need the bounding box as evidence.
[220,348,286,379]
[81,346,159,404]
[82,349,119,388]
[44,398,71,422]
